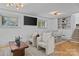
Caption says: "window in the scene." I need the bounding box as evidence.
[37,20,45,28]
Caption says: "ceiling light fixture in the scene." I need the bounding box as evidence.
[49,10,63,16]
[6,3,24,10]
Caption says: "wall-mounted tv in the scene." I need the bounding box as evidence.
[24,16,37,26]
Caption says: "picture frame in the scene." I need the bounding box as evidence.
[0,15,18,27]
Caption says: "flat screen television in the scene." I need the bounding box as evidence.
[24,16,37,26]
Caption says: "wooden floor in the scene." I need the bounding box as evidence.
[1,40,79,56]
[53,41,79,56]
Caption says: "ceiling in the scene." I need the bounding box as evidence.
[0,3,79,18]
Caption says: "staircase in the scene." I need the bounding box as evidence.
[71,29,79,42]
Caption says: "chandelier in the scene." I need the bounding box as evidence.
[6,3,24,10]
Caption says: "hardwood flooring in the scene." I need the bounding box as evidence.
[53,41,79,56]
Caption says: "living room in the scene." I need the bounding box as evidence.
[0,3,79,56]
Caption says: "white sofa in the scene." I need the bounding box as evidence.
[37,32,55,55]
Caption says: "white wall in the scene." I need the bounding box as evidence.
[0,9,38,45]
[75,13,79,24]
[0,9,58,45]
[46,19,58,31]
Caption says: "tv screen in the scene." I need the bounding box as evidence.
[24,16,37,26]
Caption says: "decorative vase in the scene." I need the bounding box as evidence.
[15,36,21,47]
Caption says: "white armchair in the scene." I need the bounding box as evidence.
[37,32,55,55]
[29,32,38,47]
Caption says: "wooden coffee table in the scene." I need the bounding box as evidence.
[9,41,29,56]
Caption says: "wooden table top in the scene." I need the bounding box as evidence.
[9,41,29,51]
